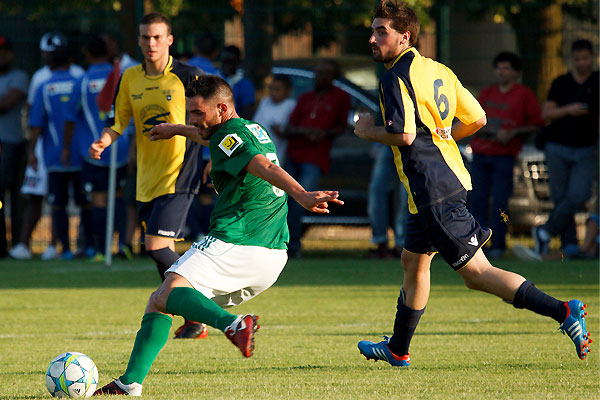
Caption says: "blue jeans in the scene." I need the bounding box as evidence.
[468,154,515,251]
[367,143,408,247]
[543,143,598,248]
[284,159,322,252]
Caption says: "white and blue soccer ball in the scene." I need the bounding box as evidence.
[45,352,98,398]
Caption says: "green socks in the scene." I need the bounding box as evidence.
[165,287,237,331]
[119,288,237,385]
[120,312,172,385]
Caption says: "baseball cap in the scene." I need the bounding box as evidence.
[0,36,13,51]
[40,32,67,52]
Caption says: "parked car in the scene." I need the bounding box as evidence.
[271,65,379,225]
[461,142,596,235]
[274,65,597,235]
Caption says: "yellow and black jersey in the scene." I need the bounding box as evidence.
[380,47,485,214]
[109,56,203,202]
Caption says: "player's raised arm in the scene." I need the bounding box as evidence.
[149,122,210,147]
[244,154,343,213]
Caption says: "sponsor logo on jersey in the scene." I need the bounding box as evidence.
[47,81,74,95]
[140,104,170,135]
[88,78,106,94]
[157,229,176,237]
[132,92,143,100]
[145,86,159,91]
[218,134,242,157]
[246,123,271,144]
[435,126,452,140]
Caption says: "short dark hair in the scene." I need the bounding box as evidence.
[222,45,241,60]
[319,59,342,79]
[493,51,521,71]
[186,74,234,103]
[49,46,70,68]
[194,33,218,57]
[374,0,420,46]
[86,35,108,58]
[272,74,292,89]
[139,12,172,34]
[572,39,593,53]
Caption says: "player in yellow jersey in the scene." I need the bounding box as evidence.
[89,13,208,339]
[354,0,590,366]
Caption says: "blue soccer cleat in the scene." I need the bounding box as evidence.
[559,300,592,360]
[357,336,410,367]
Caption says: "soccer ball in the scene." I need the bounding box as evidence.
[45,352,98,398]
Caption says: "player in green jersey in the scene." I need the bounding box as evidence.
[94,74,343,396]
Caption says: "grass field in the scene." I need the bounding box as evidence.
[0,251,597,399]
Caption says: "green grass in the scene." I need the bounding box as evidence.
[0,254,598,399]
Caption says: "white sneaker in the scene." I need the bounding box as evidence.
[41,245,58,261]
[94,379,142,396]
[513,245,543,261]
[9,243,32,260]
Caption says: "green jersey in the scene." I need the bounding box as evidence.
[208,118,289,249]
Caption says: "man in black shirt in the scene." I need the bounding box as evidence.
[516,39,598,260]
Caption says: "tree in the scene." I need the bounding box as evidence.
[446,0,598,98]
[236,0,433,91]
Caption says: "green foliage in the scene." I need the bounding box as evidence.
[0,256,597,399]
[272,0,433,51]
[443,0,598,24]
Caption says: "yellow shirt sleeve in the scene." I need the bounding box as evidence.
[110,69,133,135]
[453,74,485,126]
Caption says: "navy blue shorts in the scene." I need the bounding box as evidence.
[404,190,491,271]
[137,193,195,241]
[48,171,88,207]
[81,160,128,193]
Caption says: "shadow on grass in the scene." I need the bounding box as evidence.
[0,255,596,290]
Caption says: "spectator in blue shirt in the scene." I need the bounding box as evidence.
[28,44,93,260]
[187,32,220,76]
[65,35,131,260]
[220,45,255,119]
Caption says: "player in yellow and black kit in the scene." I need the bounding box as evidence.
[89,13,207,339]
[354,0,590,366]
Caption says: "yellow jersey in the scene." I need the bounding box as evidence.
[379,48,485,214]
[110,56,202,202]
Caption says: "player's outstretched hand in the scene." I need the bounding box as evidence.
[149,123,180,141]
[297,190,344,213]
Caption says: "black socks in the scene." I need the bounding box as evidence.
[512,280,566,323]
[388,290,425,356]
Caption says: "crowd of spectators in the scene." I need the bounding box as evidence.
[0,29,596,262]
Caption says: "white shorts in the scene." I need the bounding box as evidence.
[166,236,288,308]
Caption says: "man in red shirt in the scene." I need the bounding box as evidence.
[285,59,350,257]
[469,52,544,258]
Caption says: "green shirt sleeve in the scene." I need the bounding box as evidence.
[211,128,261,177]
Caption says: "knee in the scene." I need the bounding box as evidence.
[148,288,169,313]
[462,273,480,290]
[461,267,486,290]
[400,252,428,278]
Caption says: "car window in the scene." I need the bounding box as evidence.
[272,66,379,126]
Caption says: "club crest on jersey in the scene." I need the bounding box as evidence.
[219,134,242,157]
[245,123,271,144]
